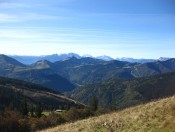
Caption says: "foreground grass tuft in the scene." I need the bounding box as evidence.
[40,96,175,132]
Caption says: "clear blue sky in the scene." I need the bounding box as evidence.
[0,0,175,58]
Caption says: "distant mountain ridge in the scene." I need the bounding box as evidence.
[1,54,175,93]
[10,53,171,64]
[0,55,75,92]
[10,53,81,65]
[0,54,25,67]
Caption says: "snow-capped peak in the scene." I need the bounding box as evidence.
[96,55,114,61]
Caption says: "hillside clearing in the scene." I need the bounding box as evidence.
[40,96,175,132]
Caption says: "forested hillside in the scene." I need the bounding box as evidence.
[68,72,175,109]
[0,77,83,111]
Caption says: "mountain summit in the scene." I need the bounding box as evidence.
[0,54,25,67]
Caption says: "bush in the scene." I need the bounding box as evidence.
[62,108,93,122]
[46,112,59,126]
[0,110,30,132]
[0,107,111,132]
[56,114,66,124]
[18,119,31,132]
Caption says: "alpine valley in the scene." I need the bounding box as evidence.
[1,53,175,131]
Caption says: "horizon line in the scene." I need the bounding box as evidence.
[0,53,172,60]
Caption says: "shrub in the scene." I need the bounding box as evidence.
[62,108,93,122]
[0,110,30,132]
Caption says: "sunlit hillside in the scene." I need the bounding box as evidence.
[41,95,175,132]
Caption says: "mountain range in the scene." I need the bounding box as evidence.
[1,54,175,93]
[10,53,170,65]
[10,53,81,65]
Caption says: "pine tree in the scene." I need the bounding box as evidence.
[64,103,70,111]
[110,102,116,111]
[30,105,34,117]
[35,102,43,118]
[90,96,98,112]
[22,99,28,116]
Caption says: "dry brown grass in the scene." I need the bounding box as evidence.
[40,96,175,132]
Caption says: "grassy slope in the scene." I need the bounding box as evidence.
[41,96,175,132]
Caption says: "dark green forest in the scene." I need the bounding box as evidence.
[68,72,175,109]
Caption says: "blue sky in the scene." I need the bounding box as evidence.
[0,0,175,58]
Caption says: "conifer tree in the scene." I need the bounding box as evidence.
[30,105,34,117]
[35,102,43,118]
[90,96,98,112]
[22,99,28,116]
